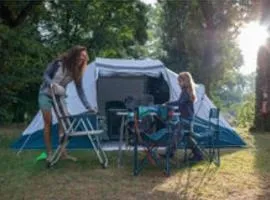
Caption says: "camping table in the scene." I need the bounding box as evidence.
[107,109,130,168]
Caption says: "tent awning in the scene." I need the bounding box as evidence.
[95,57,164,69]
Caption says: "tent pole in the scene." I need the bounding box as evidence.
[16,133,32,156]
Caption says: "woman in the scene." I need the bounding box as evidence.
[38,45,95,163]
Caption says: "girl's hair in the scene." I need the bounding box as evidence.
[178,72,197,102]
[59,45,89,83]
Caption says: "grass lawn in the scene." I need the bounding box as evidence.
[1,125,270,200]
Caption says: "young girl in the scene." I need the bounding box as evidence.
[38,45,95,163]
[166,72,202,161]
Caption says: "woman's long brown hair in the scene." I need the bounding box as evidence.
[178,72,197,102]
[59,45,89,84]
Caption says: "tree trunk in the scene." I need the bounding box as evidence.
[199,0,215,95]
[254,46,270,131]
[253,0,270,131]
[200,28,215,95]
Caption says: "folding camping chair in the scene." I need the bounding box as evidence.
[183,108,220,166]
[132,105,180,176]
[48,85,108,168]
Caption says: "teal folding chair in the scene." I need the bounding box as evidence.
[183,108,220,166]
[133,105,180,176]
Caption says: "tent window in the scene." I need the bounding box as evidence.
[97,76,147,115]
[146,75,170,104]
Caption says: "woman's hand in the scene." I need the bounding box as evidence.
[51,83,66,96]
[162,101,168,106]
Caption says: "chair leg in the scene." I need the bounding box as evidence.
[214,136,221,166]
[87,133,108,168]
[133,134,139,176]
[95,136,109,168]
[183,135,188,162]
[49,135,69,167]
[165,152,170,176]
[207,137,221,166]
[165,145,173,176]
[212,146,220,166]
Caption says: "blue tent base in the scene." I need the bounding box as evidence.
[12,116,246,150]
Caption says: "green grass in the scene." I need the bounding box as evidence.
[1,125,270,200]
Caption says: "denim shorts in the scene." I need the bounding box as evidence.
[38,93,53,111]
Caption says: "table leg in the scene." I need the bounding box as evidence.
[118,115,125,168]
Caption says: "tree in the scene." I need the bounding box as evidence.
[158,0,190,72]
[253,0,270,131]
[158,0,255,95]
[0,0,149,123]
[0,1,51,122]
[39,0,148,59]
[144,4,166,59]
[197,0,255,93]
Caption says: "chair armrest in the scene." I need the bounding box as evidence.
[69,130,103,136]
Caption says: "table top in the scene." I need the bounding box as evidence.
[108,106,181,117]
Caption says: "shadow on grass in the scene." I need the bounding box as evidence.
[157,149,240,200]
[121,147,239,200]
[185,163,218,200]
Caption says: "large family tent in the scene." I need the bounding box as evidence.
[12,58,245,150]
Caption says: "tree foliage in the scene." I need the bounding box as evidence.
[209,72,255,128]
[157,0,256,95]
[39,0,148,59]
[235,94,255,128]
[0,0,149,123]
[0,0,262,126]
[0,23,52,122]
[0,0,43,28]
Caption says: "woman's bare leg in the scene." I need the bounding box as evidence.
[41,109,52,157]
